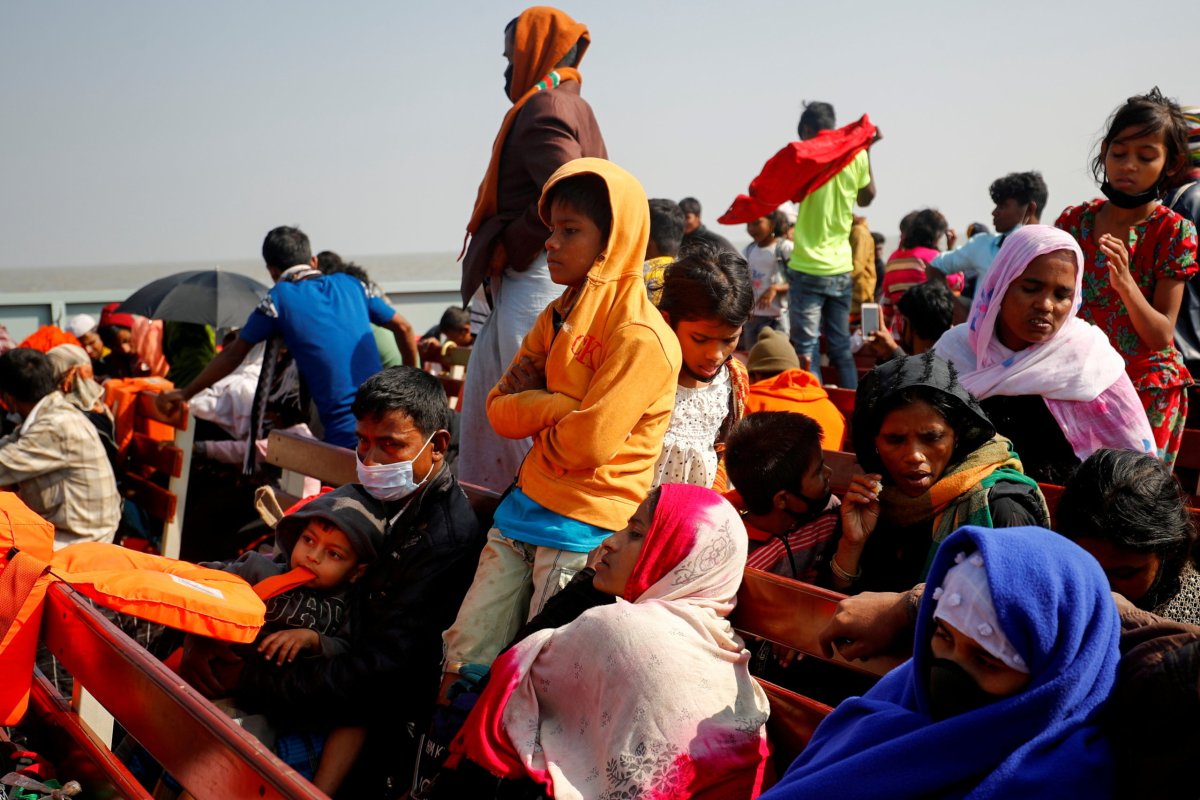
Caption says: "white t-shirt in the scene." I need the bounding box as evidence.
[744,239,792,318]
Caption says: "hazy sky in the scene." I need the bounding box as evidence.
[1,1,1192,270]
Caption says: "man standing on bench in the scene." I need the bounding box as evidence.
[157,226,417,449]
[178,367,484,789]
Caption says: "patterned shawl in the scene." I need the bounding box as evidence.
[458,484,771,799]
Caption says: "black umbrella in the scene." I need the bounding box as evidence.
[116,269,269,330]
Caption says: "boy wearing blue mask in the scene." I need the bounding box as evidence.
[180,367,484,791]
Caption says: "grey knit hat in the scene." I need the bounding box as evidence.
[274,484,388,563]
[747,326,799,375]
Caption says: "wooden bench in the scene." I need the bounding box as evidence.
[264,429,503,527]
[30,582,326,799]
[732,569,892,775]
[119,391,195,560]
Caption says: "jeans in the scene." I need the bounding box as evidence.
[739,315,786,351]
[788,271,857,389]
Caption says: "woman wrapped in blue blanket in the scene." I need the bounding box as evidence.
[761,524,1120,800]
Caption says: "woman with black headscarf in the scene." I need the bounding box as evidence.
[827,352,1049,593]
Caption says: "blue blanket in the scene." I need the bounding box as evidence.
[762,525,1120,799]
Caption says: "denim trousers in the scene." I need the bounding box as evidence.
[788,270,857,389]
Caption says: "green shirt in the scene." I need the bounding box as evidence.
[373,324,403,368]
[788,150,871,276]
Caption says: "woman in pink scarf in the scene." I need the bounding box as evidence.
[934,225,1154,484]
[452,483,770,799]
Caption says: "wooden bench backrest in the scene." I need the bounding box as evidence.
[120,391,194,559]
[265,429,357,488]
[732,569,892,768]
[38,583,325,799]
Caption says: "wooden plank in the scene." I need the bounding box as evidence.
[439,376,465,411]
[122,472,177,523]
[127,432,184,478]
[28,673,153,799]
[731,568,892,678]
[824,449,862,494]
[759,679,832,774]
[40,583,327,800]
[825,387,855,419]
[265,430,357,487]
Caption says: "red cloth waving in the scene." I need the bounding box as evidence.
[719,115,877,224]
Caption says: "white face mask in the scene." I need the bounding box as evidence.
[356,433,435,502]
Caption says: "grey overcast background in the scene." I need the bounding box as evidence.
[0,0,1192,271]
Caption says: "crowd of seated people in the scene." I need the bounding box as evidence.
[4,50,1200,800]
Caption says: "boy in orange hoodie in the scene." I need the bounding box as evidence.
[442,158,682,680]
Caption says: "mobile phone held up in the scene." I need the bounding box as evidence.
[861,302,882,335]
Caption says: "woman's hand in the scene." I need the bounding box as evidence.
[258,628,320,665]
[1099,233,1136,297]
[840,473,882,548]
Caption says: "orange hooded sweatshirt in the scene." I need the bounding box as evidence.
[744,369,848,450]
[487,158,682,531]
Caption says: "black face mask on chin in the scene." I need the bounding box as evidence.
[926,658,1005,721]
[1100,179,1161,209]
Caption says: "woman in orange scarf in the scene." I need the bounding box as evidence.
[457,6,608,495]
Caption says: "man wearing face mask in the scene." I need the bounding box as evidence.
[179,367,483,788]
[724,412,839,582]
[458,7,607,495]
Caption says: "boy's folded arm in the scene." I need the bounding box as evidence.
[488,388,581,439]
[542,325,678,471]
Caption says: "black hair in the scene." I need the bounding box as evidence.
[899,209,948,250]
[898,210,919,237]
[439,306,471,333]
[0,348,58,404]
[648,198,685,257]
[988,172,1049,220]
[1057,448,1196,610]
[896,278,954,342]
[97,325,128,351]
[678,197,702,217]
[966,222,991,237]
[766,209,788,239]
[726,412,824,515]
[543,174,612,243]
[262,226,312,271]
[870,231,886,248]
[315,250,345,273]
[852,352,994,478]
[798,101,836,136]
[658,242,754,328]
[351,366,451,438]
[1091,87,1193,191]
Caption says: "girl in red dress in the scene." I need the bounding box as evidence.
[1057,88,1199,467]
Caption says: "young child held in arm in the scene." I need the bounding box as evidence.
[652,243,754,490]
[1056,88,1199,467]
[740,209,792,349]
[201,485,387,795]
[440,158,682,683]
